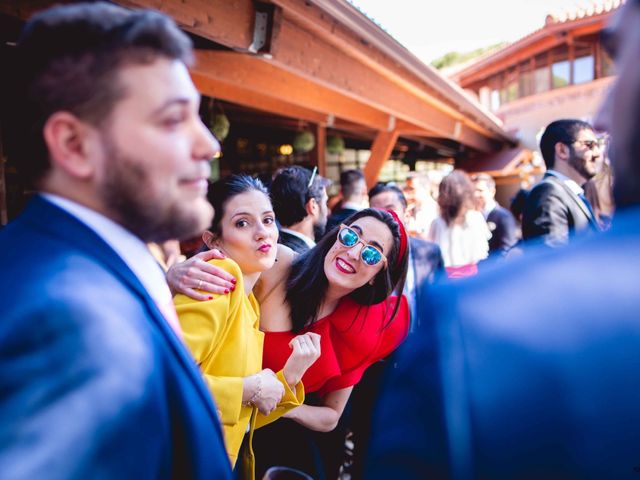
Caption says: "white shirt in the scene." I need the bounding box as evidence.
[279,227,316,249]
[41,194,175,323]
[428,210,491,267]
[546,170,584,196]
[482,198,497,219]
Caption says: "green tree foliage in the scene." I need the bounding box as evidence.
[431,42,508,70]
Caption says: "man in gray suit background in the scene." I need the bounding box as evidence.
[522,119,601,247]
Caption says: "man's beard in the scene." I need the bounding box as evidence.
[313,221,327,242]
[569,152,596,182]
[99,138,212,243]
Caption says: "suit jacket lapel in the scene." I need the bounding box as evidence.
[545,175,597,225]
[22,197,222,424]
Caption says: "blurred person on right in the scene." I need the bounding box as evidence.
[427,170,490,278]
[522,119,601,247]
[364,1,640,477]
[472,173,518,257]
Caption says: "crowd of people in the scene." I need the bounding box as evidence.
[1,0,640,479]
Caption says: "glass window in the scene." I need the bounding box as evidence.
[490,89,501,111]
[600,44,616,77]
[552,60,570,88]
[519,70,533,97]
[506,82,518,102]
[534,66,550,94]
[573,55,594,84]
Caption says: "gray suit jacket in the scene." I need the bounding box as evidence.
[522,174,599,247]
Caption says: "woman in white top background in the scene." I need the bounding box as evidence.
[428,170,490,278]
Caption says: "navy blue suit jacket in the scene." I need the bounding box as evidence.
[487,205,518,256]
[278,230,311,254]
[366,206,640,479]
[0,197,232,479]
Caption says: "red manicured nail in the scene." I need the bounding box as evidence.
[231,278,237,284]
[230,285,236,291]
[208,296,213,300]
[224,289,229,294]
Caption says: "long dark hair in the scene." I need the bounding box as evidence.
[207,174,269,238]
[286,208,409,332]
[438,170,475,226]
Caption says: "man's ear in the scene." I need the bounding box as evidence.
[43,111,98,180]
[555,141,570,162]
[305,197,318,217]
[202,230,220,249]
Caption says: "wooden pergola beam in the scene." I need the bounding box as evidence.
[192,50,393,131]
[364,129,399,188]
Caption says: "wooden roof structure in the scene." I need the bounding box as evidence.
[451,0,623,89]
[1,0,516,186]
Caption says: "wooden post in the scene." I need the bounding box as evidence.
[363,129,399,188]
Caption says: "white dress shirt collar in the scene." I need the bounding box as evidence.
[546,170,584,196]
[280,227,316,249]
[482,198,497,218]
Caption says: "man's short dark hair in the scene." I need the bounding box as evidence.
[270,166,330,227]
[6,2,193,186]
[471,173,495,190]
[368,182,408,210]
[539,119,594,169]
[340,169,365,199]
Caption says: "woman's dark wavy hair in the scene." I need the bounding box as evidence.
[286,208,409,332]
[206,174,270,238]
[438,169,475,226]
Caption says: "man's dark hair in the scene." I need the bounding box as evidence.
[539,119,594,169]
[270,166,330,227]
[368,182,408,210]
[286,208,408,332]
[6,2,193,186]
[340,169,365,199]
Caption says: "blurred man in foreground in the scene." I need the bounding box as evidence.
[366,1,640,477]
[0,3,231,478]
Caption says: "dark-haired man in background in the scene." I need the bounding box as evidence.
[522,119,601,247]
[0,3,231,478]
[270,166,331,253]
[365,1,640,476]
[326,169,368,231]
[472,173,518,256]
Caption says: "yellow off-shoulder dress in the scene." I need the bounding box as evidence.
[174,258,304,470]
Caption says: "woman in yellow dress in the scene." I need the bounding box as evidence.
[173,175,320,473]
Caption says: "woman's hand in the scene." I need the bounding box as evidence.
[244,369,285,416]
[283,332,321,389]
[166,249,236,300]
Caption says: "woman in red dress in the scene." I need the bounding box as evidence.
[170,207,410,478]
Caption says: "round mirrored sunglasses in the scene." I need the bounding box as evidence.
[337,225,387,267]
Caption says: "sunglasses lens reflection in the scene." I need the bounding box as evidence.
[338,226,383,266]
[361,246,382,266]
[338,227,359,247]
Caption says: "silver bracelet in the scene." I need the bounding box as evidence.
[245,374,262,406]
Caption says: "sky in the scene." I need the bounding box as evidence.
[349,0,603,64]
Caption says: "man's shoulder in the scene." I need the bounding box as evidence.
[489,205,514,220]
[278,230,309,253]
[409,236,440,254]
[426,217,640,336]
